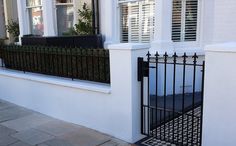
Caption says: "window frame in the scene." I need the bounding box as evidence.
[118,0,155,44]
[172,0,202,48]
[54,0,75,36]
[26,0,44,36]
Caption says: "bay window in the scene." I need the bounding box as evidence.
[56,0,74,36]
[172,0,199,42]
[26,0,44,35]
[119,0,155,43]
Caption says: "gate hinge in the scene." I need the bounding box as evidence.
[138,57,149,81]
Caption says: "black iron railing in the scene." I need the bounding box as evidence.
[138,52,205,146]
[0,45,110,84]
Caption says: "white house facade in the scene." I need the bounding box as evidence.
[0,0,235,145]
[0,0,18,43]
[16,0,236,52]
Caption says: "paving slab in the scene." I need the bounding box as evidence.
[60,128,111,146]
[11,129,54,145]
[0,101,15,110]
[0,135,18,146]
[38,138,75,146]
[0,107,32,123]
[0,99,132,146]
[1,113,54,131]
[100,140,119,146]
[0,125,17,137]
[9,141,33,146]
[35,120,81,137]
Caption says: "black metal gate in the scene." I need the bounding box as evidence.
[138,52,205,146]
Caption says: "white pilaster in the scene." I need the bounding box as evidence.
[203,42,236,146]
[17,0,28,39]
[150,0,173,54]
[42,0,56,36]
[100,0,119,48]
[108,43,149,142]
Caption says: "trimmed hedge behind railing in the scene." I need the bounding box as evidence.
[0,45,110,84]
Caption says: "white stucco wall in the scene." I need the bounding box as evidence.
[0,44,148,143]
[203,42,236,146]
[212,0,236,43]
[201,0,236,47]
[0,0,6,39]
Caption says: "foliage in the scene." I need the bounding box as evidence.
[74,3,93,35]
[6,20,20,42]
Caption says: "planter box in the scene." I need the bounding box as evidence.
[21,35,104,49]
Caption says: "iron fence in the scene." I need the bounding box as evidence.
[138,52,205,146]
[0,45,110,84]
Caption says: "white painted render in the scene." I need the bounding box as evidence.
[0,0,6,39]
[203,42,236,146]
[3,0,19,43]
[16,0,236,53]
[0,43,149,143]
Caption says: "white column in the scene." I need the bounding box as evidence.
[150,0,173,54]
[203,42,236,146]
[42,0,56,36]
[17,0,28,39]
[108,43,149,142]
[100,0,119,48]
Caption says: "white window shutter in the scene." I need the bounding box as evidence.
[184,0,198,41]
[120,0,155,43]
[141,0,155,43]
[172,0,198,42]
[120,4,129,42]
[172,0,182,42]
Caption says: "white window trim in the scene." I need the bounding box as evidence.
[26,0,43,35]
[118,0,155,44]
[54,0,76,36]
[173,0,202,49]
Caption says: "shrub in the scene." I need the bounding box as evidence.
[6,20,20,42]
[74,3,93,35]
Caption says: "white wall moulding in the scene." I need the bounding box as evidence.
[0,43,149,143]
[0,69,111,94]
[203,42,236,146]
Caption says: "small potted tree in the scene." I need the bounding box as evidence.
[6,20,20,44]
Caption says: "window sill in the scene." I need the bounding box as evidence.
[0,68,111,94]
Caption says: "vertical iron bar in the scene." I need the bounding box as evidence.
[66,48,69,77]
[103,50,106,83]
[92,49,95,81]
[172,53,177,143]
[85,49,89,80]
[60,47,64,77]
[80,49,83,79]
[40,47,43,73]
[147,51,151,136]
[163,52,168,141]
[76,48,79,79]
[155,52,159,139]
[182,53,187,145]
[56,47,60,76]
[70,48,74,80]
[51,47,55,75]
[191,53,197,145]
[97,50,100,81]
[35,47,38,72]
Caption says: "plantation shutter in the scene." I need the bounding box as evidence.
[119,0,155,43]
[172,0,198,42]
